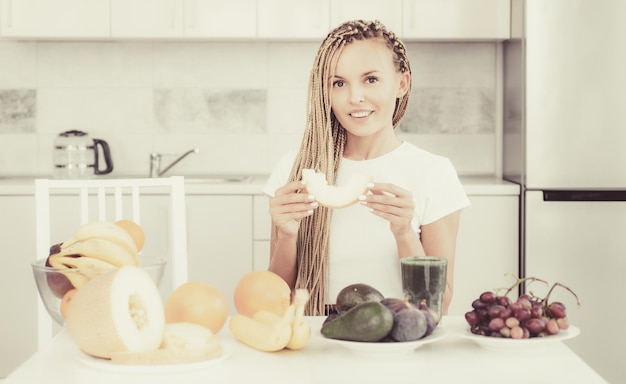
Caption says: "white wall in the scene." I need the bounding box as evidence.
[0,40,501,177]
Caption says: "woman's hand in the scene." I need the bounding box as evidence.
[359,182,415,237]
[269,180,319,238]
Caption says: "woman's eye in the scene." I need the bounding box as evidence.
[332,80,345,88]
[365,76,378,84]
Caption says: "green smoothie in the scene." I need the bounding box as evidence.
[400,256,447,321]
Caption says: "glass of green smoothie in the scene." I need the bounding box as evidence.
[400,256,447,323]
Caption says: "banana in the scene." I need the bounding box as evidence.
[50,237,138,268]
[48,254,118,277]
[229,303,296,352]
[252,310,282,324]
[59,269,90,290]
[286,289,311,350]
[61,221,139,264]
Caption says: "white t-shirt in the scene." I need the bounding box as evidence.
[263,141,470,303]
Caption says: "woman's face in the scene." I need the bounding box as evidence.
[330,39,410,138]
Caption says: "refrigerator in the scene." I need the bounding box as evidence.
[503,1,626,383]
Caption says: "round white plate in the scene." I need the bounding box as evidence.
[455,325,580,352]
[74,344,231,374]
[321,326,447,356]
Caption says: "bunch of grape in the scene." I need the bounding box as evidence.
[464,278,580,339]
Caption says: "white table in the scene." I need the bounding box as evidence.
[4,316,607,384]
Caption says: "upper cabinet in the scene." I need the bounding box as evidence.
[402,0,510,40]
[0,0,110,38]
[330,0,403,36]
[257,0,330,39]
[111,0,256,39]
[0,0,510,41]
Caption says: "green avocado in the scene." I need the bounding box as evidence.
[321,301,394,342]
[335,283,385,313]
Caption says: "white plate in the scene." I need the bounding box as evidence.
[321,326,447,356]
[74,344,231,374]
[454,325,580,352]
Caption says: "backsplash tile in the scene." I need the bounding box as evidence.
[399,88,495,134]
[0,40,501,177]
[154,89,267,134]
[0,90,36,133]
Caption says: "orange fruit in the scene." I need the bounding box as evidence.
[164,282,229,334]
[60,288,77,318]
[115,219,145,252]
[234,270,291,317]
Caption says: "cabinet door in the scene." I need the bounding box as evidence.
[186,195,253,314]
[111,0,184,38]
[0,0,110,38]
[329,0,402,35]
[402,0,510,40]
[448,195,519,315]
[252,195,271,270]
[257,0,329,39]
[185,0,256,38]
[0,196,38,377]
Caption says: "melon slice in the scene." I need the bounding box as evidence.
[65,266,165,359]
[111,323,222,365]
[302,169,371,208]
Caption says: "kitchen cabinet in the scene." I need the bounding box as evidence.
[253,195,271,270]
[257,0,330,40]
[447,195,519,315]
[110,0,256,39]
[329,0,403,35]
[185,195,253,313]
[252,194,519,316]
[402,0,511,40]
[0,196,38,378]
[0,0,110,38]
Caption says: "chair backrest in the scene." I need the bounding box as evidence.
[34,176,188,349]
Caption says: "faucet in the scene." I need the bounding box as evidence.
[149,148,200,178]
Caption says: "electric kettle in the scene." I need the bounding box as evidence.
[53,130,113,179]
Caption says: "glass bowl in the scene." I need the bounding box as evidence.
[31,257,166,326]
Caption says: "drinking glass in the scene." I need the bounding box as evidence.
[400,256,447,323]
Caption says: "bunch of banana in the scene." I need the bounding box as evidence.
[47,221,139,290]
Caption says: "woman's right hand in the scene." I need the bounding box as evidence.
[269,180,318,237]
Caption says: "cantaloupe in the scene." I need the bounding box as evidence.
[301,169,371,208]
[65,266,165,359]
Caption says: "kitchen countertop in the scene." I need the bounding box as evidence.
[0,175,520,196]
[3,316,606,383]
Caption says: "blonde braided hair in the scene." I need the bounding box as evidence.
[287,20,412,315]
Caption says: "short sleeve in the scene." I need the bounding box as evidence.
[263,150,297,197]
[421,158,470,225]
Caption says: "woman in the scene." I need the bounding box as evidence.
[264,20,470,315]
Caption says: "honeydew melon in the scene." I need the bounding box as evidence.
[302,169,371,208]
[65,266,165,359]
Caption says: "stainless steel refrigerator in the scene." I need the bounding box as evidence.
[504,1,626,382]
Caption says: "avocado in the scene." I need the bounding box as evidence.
[321,301,394,342]
[335,283,385,313]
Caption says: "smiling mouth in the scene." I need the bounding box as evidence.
[350,111,372,118]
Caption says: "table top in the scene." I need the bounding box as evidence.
[4,316,607,384]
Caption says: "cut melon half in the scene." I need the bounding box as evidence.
[65,266,165,359]
[302,169,371,208]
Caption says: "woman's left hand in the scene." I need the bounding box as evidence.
[359,182,415,236]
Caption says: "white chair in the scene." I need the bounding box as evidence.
[34,176,188,350]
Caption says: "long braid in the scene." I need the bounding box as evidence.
[287,20,412,315]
